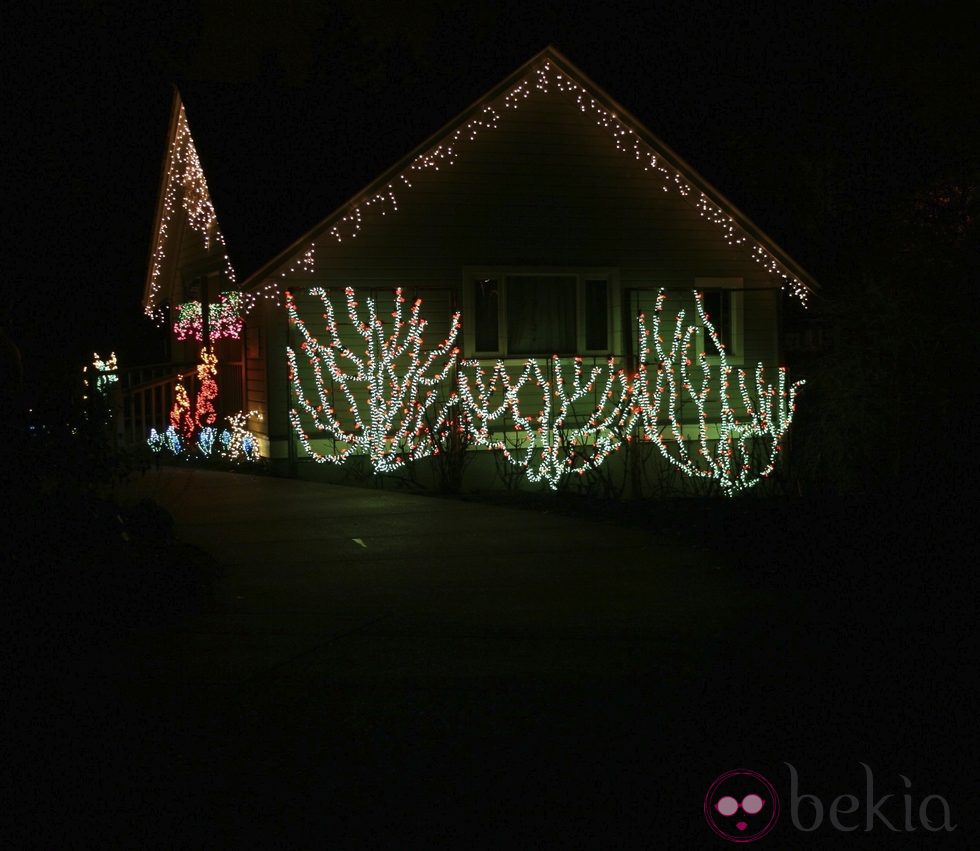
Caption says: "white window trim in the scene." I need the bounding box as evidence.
[462,266,618,358]
[694,277,744,363]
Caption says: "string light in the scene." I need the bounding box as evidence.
[169,380,194,439]
[194,347,219,429]
[456,355,630,490]
[285,287,461,473]
[173,292,245,341]
[259,57,810,304]
[621,289,805,495]
[285,289,803,493]
[223,411,263,462]
[147,412,262,463]
[145,102,238,325]
[147,425,184,455]
[197,425,217,457]
[82,352,118,398]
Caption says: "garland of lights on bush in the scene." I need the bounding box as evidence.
[148,410,262,463]
[82,352,118,398]
[173,291,245,341]
[285,286,461,473]
[456,355,630,490]
[223,410,263,462]
[284,287,804,493]
[621,289,805,496]
[262,59,809,305]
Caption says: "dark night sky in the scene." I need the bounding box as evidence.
[3,1,976,382]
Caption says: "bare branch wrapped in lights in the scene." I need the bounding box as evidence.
[457,355,630,490]
[286,287,461,473]
[622,289,805,496]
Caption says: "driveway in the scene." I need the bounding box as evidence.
[18,468,965,847]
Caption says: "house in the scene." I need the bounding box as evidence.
[136,47,815,494]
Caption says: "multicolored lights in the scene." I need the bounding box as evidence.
[145,102,237,324]
[286,289,804,494]
[82,351,118,397]
[286,286,461,473]
[621,289,805,495]
[173,292,245,341]
[148,411,262,464]
[194,348,219,429]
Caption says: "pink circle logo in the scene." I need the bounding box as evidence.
[704,769,780,843]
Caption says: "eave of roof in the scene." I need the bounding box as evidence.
[241,45,819,297]
[141,87,183,308]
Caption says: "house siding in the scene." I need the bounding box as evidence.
[257,79,785,465]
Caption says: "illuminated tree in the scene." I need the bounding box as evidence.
[286,287,461,473]
[193,347,219,429]
[624,289,804,496]
[457,355,630,490]
[167,347,218,443]
[169,381,194,440]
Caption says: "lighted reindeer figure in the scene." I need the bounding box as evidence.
[624,288,804,496]
[286,287,461,473]
[457,355,630,490]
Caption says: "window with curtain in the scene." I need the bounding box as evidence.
[468,269,613,356]
[505,275,577,354]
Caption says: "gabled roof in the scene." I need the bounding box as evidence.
[142,89,237,322]
[242,46,817,302]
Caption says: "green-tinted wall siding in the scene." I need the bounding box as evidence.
[259,84,784,453]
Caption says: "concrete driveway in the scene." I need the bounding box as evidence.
[115,468,757,686]
[12,469,970,846]
[79,468,794,845]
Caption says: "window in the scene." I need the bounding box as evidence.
[466,269,614,356]
[506,275,576,354]
[473,278,500,353]
[700,289,731,353]
[695,277,743,358]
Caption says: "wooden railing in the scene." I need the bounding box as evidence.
[117,360,245,448]
[119,363,197,447]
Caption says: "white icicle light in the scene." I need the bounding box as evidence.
[263,60,809,305]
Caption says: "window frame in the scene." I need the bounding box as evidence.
[462,266,617,358]
[694,277,744,362]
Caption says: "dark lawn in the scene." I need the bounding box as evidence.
[5,470,974,847]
